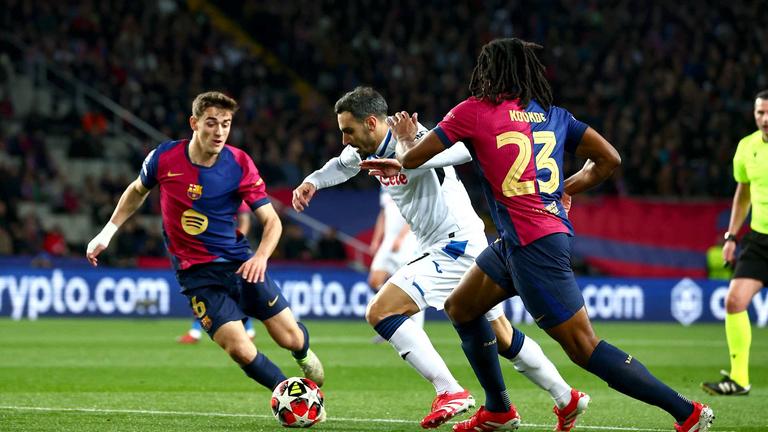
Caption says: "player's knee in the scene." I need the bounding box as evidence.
[223,340,255,365]
[444,297,469,324]
[365,298,389,326]
[725,290,750,313]
[367,272,387,291]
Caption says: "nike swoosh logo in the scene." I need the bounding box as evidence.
[534,314,546,323]
[267,296,279,307]
[167,171,184,177]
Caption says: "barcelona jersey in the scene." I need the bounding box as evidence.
[434,97,587,246]
[139,140,269,269]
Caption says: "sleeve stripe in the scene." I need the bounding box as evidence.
[433,126,453,148]
[249,197,271,210]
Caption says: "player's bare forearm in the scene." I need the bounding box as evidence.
[727,183,751,234]
[253,203,282,259]
[566,127,621,195]
[397,132,446,169]
[563,158,618,195]
[110,178,151,227]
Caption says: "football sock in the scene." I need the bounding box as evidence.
[291,322,310,360]
[586,340,692,423]
[411,310,425,329]
[726,311,751,387]
[454,317,510,413]
[500,330,572,409]
[186,319,202,339]
[244,318,254,333]
[376,314,463,394]
[242,352,286,390]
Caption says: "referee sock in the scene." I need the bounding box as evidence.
[726,311,751,387]
[586,340,692,423]
[242,352,287,390]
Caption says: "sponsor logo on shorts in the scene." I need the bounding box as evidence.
[268,295,279,307]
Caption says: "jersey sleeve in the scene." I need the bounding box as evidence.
[733,139,749,183]
[434,99,479,148]
[563,110,589,154]
[139,149,159,189]
[237,201,251,214]
[238,156,270,210]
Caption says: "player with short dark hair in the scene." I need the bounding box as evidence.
[295,86,588,430]
[389,38,713,432]
[702,89,768,396]
[86,91,324,395]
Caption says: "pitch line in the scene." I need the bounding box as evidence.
[0,405,731,432]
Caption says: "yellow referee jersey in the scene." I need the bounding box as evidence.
[734,130,768,234]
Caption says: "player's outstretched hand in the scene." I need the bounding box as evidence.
[360,158,402,177]
[237,254,268,283]
[86,238,107,267]
[86,223,118,267]
[561,192,572,215]
[386,111,418,142]
[292,182,317,212]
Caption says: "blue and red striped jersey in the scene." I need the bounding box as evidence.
[139,139,269,269]
[435,97,587,246]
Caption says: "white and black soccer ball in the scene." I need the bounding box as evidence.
[271,377,325,428]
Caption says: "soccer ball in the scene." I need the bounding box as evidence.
[271,377,325,428]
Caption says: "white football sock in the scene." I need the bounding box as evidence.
[510,335,572,408]
[388,318,463,394]
[410,310,425,329]
[188,329,202,339]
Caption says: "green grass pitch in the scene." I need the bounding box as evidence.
[0,318,765,431]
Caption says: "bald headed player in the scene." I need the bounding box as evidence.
[87,91,324,395]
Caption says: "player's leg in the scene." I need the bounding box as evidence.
[443,260,520,431]
[186,285,286,390]
[243,273,324,386]
[244,318,255,339]
[490,314,588,432]
[177,317,202,344]
[518,234,711,430]
[366,280,464,395]
[702,277,761,395]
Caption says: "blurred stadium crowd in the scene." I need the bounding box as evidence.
[0,0,765,263]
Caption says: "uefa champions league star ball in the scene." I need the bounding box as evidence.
[271,377,325,428]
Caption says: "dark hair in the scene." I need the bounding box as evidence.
[192,91,239,118]
[756,89,768,100]
[469,38,553,109]
[334,86,388,120]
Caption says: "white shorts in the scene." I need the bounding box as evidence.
[371,231,419,276]
[388,231,504,322]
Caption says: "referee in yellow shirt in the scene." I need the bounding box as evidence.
[702,90,768,396]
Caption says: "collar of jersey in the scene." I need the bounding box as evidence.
[375,129,393,158]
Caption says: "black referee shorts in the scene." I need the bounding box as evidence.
[734,231,768,285]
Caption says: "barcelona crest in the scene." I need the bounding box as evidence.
[187,184,203,200]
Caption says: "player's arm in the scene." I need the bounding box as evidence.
[723,182,751,265]
[387,112,445,169]
[563,127,621,196]
[391,223,411,252]
[237,204,252,237]
[86,177,151,266]
[293,149,361,211]
[237,203,282,283]
[370,209,385,254]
